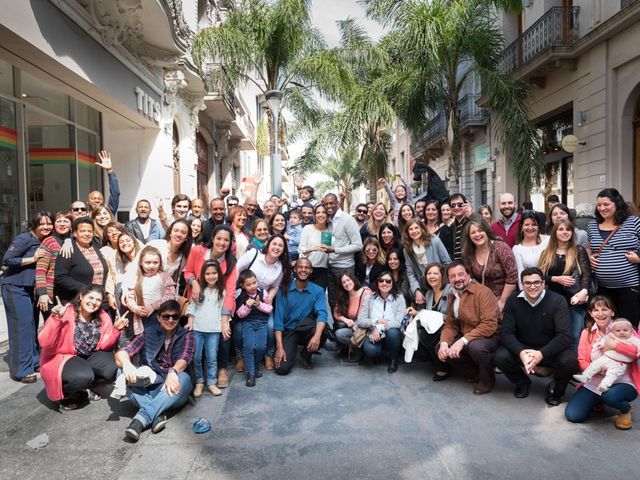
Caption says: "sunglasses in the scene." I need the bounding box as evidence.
[450,202,464,208]
[378,278,392,284]
[356,209,367,214]
[72,207,88,212]
[160,313,180,321]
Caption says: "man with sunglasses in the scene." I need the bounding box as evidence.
[69,201,90,220]
[449,193,473,261]
[353,203,368,228]
[495,267,578,405]
[116,300,195,441]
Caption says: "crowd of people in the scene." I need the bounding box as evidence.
[2,159,640,439]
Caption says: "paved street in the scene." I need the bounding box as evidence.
[1,349,638,480]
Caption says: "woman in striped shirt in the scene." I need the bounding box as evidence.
[587,188,640,327]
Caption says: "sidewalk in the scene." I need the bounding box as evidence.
[1,351,638,480]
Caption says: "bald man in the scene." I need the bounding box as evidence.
[86,150,120,214]
[491,193,521,248]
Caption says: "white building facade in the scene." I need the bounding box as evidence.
[0,0,258,259]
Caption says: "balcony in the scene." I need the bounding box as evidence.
[458,94,487,134]
[499,6,580,78]
[410,114,447,160]
[203,62,237,122]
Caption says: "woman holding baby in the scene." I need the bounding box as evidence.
[565,295,640,429]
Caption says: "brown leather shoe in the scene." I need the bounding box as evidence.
[235,358,245,373]
[217,368,229,389]
[264,356,275,370]
[615,409,633,430]
[473,383,493,395]
[193,383,204,398]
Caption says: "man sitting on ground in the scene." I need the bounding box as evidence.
[116,300,194,441]
[495,267,578,406]
[438,262,501,395]
[274,258,327,375]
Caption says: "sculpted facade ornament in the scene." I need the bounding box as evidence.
[79,0,143,50]
[165,0,195,48]
[184,93,207,130]
[164,70,188,106]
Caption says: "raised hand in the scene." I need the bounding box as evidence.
[51,296,68,318]
[96,150,113,172]
[114,311,130,331]
[294,174,304,189]
[252,170,263,186]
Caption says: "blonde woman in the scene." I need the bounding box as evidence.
[360,202,389,241]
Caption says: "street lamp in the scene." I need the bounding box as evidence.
[265,89,283,196]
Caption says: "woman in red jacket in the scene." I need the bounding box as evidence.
[39,285,127,411]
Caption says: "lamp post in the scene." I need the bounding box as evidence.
[265,89,283,196]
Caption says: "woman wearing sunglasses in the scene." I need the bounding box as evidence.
[356,271,406,373]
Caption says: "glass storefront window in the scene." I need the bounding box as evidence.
[0,58,14,97]
[77,129,102,202]
[21,70,70,120]
[75,100,100,132]
[0,98,18,258]
[26,109,76,216]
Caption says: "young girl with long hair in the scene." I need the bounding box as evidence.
[186,260,226,398]
[122,245,176,336]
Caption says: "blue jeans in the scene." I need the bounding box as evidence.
[127,371,192,428]
[242,320,268,375]
[565,384,638,423]
[193,331,220,384]
[363,327,403,361]
[234,313,275,358]
[569,306,586,352]
[2,284,39,379]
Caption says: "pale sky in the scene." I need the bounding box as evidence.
[310,0,382,47]
[287,1,381,191]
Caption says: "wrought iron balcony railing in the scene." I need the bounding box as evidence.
[458,94,487,128]
[410,114,447,157]
[499,6,580,75]
[204,62,236,112]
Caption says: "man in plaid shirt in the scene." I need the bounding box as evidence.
[116,300,195,441]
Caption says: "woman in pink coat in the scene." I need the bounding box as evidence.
[39,285,126,411]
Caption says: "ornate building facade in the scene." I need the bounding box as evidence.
[0,0,257,255]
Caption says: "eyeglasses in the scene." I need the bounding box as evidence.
[160,313,180,321]
[356,209,368,214]
[72,207,88,212]
[523,280,543,288]
[378,278,392,284]
[450,202,464,208]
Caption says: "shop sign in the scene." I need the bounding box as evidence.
[134,87,161,124]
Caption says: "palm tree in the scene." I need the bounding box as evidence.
[314,147,368,211]
[363,0,543,191]
[293,19,395,202]
[192,0,349,182]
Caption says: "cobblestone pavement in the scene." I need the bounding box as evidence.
[1,350,638,480]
